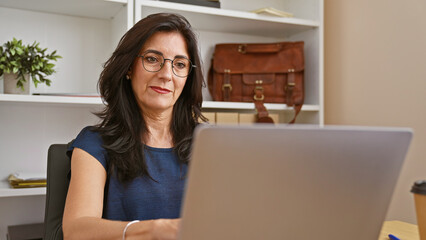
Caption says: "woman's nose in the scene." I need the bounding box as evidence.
[158,59,174,80]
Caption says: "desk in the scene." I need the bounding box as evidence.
[379,221,419,240]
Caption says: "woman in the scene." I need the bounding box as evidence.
[63,13,206,240]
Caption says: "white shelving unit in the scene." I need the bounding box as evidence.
[0,0,128,19]
[136,0,319,36]
[0,1,132,238]
[135,0,324,123]
[0,0,323,238]
[0,94,320,111]
[0,94,103,106]
[0,0,324,193]
[0,181,46,198]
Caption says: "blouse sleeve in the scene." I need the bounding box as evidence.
[67,126,108,171]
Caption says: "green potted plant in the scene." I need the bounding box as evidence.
[0,38,61,94]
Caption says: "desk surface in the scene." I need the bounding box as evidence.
[379,221,419,240]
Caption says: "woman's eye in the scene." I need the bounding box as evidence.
[174,60,187,69]
[145,56,159,63]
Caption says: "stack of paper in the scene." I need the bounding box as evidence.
[250,7,294,18]
[8,172,46,188]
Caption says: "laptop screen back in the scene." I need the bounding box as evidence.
[179,125,412,240]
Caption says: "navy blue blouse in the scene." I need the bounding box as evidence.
[67,126,188,221]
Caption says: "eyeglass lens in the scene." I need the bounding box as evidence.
[142,52,191,77]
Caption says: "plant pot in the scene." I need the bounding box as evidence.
[3,73,30,94]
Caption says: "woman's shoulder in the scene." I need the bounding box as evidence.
[75,126,102,143]
[67,126,108,169]
[72,125,104,148]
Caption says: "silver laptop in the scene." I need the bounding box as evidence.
[178,124,413,240]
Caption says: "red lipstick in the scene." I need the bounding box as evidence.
[150,86,172,94]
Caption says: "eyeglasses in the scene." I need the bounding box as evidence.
[138,51,196,78]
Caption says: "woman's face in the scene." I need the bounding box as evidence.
[130,31,189,115]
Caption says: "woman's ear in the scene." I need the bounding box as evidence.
[126,68,132,80]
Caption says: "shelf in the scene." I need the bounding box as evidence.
[0,181,46,198]
[202,101,320,111]
[0,94,104,106]
[136,0,319,38]
[0,94,320,111]
[0,0,127,19]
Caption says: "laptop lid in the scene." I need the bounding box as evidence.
[179,124,412,240]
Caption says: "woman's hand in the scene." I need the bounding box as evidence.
[126,218,181,240]
[151,219,181,240]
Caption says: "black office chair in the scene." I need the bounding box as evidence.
[43,143,71,240]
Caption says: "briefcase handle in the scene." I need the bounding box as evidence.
[238,43,282,54]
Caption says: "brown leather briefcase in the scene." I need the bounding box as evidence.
[208,41,304,123]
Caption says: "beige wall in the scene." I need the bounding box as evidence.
[325,1,426,223]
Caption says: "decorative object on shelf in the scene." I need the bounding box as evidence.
[250,7,294,18]
[159,0,220,8]
[8,172,46,188]
[4,73,30,94]
[208,41,304,123]
[0,38,61,94]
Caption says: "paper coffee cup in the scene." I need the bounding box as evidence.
[411,180,426,240]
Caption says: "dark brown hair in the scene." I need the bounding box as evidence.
[94,13,206,182]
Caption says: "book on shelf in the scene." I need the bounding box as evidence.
[8,172,46,189]
[250,7,294,18]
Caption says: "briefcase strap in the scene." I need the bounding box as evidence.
[254,101,274,123]
[253,81,302,124]
[289,104,302,124]
[255,102,302,124]
[286,71,296,106]
[254,84,274,123]
[222,69,231,101]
